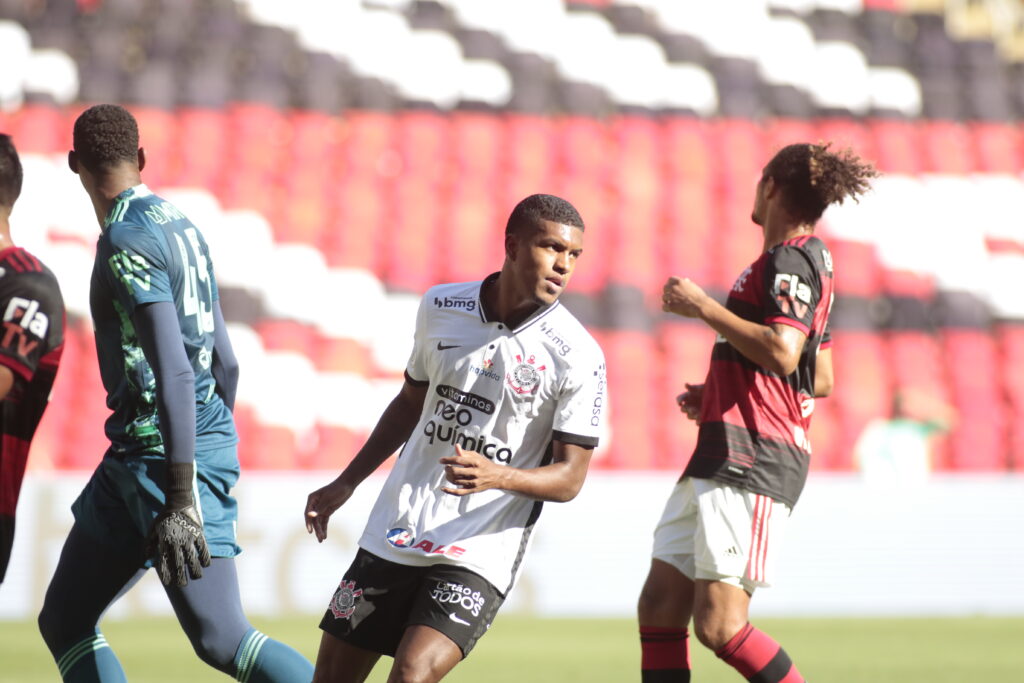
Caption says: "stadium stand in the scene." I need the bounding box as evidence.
[1,0,1021,473]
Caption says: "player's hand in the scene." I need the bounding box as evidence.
[440,444,508,496]
[662,277,708,318]
[146,503,211,588]
[676,382,704,423]
[305,477,356,543]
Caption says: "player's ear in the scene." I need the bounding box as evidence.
[137,147,146,172]
[504,232,519,261]
[67,150,79,175]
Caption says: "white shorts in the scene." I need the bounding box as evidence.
[651,477,791,593]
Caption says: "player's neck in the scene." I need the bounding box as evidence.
[0,213,13,250]
[89,170,142,225]
[762,220,813,252]
[487,272,541,329]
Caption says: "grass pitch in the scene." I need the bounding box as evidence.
[1,615,1022,682]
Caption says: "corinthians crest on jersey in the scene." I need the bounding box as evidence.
[506,354,545,395]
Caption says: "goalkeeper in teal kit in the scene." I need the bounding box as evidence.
[38,104,313,683]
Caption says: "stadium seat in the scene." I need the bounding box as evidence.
[921,120,977,173]
[655,322,714,470]
[438,184,503,285]
[598,329,659,470]
[868,119,923,174]
[972,122,1023,173]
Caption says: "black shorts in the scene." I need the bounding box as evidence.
[319,548,504,658]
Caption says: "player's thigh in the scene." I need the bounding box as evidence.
[638,558,695,626]
[164,557,250,664]
[313,631,381,683]
[39,522,146,648]
[649,477,700,580]
[388,625,462,683]
[405,563,503,659]
[691,480,790,593]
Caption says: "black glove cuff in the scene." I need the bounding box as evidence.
[164,462,195,510]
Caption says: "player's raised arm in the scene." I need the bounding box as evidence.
[304,378,428,542]
[440,440,594,503]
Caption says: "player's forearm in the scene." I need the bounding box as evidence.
[134,302,198,466]
[339,393,421,486]
[697,298,798,376]
[498,460,589,503]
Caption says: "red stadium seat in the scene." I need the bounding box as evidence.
[661,179,716,286]
[451,112,503,183]
[763,119,816,156]
[396,111,450,180]
[868,119,923,174]
[594,330,659,470]
[807,396,843,471]
[971,123,1023,173]
[663,117,713,183]
[827,238,883,298]
[815,119,876,163]
[503,115,556,207]
[10,104,67,155]
[289,111,343,167]
[439,184,503,284]
[655,323,715,470]
[175,108,228,188]
[321,178,385,271]
[713,119,765,196]
[921,121,977,174]
[559,115,611,181]
[131,107,177,189]
[314,337,373,375]
[382,181,441,292]
[341,111,398,178]
[832,330,893,436]
[256,319,317,357]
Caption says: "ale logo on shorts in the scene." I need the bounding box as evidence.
[329,580,363,620]
[506,354,546,395]
[387,527,415,547]
[431,580,486,618]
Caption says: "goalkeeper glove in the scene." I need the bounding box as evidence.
[146,462,211,587]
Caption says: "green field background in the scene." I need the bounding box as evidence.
[2,616,1022,682]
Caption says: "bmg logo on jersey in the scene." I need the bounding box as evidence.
[434,295,476,312]
[431,580,485,618]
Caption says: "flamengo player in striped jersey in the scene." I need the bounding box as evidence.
[0,134,65,586]
[305,194,607,683]
[638,144,877,683]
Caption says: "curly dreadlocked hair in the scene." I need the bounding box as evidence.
[72,104,139,174]
[764,143,879,225]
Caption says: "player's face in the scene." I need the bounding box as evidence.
[751,171,768,227]
[509,220,584,307]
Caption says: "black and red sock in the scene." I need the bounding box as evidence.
[640,626,691,682]
[715,622,804,683]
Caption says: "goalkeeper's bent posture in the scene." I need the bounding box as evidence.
[37,104,313,683]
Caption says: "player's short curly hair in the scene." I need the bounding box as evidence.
[505,193,585,237]
[0,134,23,209]
[73,104,139,173]
[764,143,878,224]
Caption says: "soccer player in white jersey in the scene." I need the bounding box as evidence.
[305,194,607,683]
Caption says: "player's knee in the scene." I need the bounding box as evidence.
[188,631,238,674]
[692,614,745,652]
[37,599,77,653]
[637,567,689,625]
[388,661,438,683]
[37,603,59,651]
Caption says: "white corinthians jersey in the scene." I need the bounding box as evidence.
[359,275,607,593]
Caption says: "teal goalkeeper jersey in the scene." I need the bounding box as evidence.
[90,184,236,456]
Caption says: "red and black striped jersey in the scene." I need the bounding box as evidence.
[683,235,834,507]
[0,246,65,583]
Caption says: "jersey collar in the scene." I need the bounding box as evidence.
[476,271,560,333]
[103,184,152,229]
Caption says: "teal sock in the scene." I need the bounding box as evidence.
[56,630,127,683]
[233,628,314,683]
